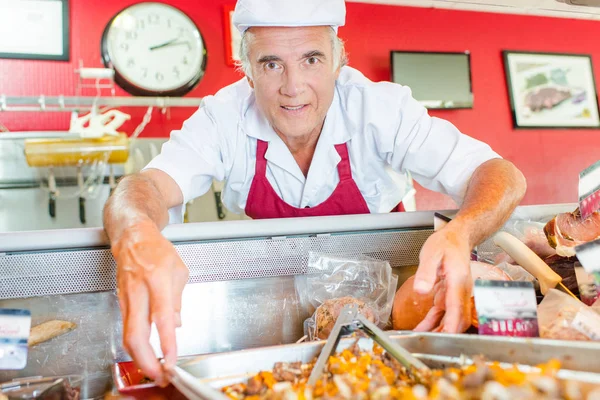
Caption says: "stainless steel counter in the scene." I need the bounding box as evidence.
[0,203,577,399]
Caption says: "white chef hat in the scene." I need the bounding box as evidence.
[232,0,346,34]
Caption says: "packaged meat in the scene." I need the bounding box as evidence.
[391,261,512,331]
[575,264,600,306]
[492,220,557,264]
[310,297,376,340]
[295,253,397,340]
[495,262,536,283]
[0,375,82,400]
[538,289,600,341]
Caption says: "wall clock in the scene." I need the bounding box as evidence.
[101,2,206,96]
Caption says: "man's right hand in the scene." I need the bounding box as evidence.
[111,219,189,387]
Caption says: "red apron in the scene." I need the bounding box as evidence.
[245,139,404,219]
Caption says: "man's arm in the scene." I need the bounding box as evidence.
[448,158,527,248]
[104,170,181,240]
[103,169,189,386]
[413,158,527,333]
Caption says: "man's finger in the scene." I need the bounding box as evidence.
[441,260,471,333]
[148,272,177,372]
[414,240,444,294]
[123,285,165,385]
[414,306,445,332]
[116,276,129,331]
[172,259,189,328]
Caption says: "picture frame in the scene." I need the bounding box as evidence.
[223,4,241,67]
[503,51,600,129]
[0,0,70,61]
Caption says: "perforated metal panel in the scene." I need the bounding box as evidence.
[0,228,432,300]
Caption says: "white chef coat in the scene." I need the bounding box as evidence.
[144,66,500,223]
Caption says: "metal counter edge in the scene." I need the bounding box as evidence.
[0,203,577,253]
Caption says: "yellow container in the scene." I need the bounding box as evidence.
[24,133,130,167]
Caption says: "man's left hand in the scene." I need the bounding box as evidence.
[411,224,473,333]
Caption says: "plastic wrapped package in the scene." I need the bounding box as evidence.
[0,375,82,399]
[575,264,600,306]
[494,261,539,293]
[489,220,556,264]
[295,253,398,340]
[538,289,600,341]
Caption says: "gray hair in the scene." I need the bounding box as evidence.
[237,27,348,80]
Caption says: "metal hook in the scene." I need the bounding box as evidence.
[38,95,46,111]
[58,95,65,110]
[0,94,6,111]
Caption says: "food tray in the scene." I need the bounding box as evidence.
[176,332,600,392]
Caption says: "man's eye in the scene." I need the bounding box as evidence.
[307,57,319,65]
[266,62,278,70]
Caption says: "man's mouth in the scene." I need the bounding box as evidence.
[281,105,307,111]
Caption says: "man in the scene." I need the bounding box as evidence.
[104,0,526,386]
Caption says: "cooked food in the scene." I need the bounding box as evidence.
[314,297,376,340]
[221,342,584,399]
[391,262,511,331]
[28,320,76,346]
[545,209,600,257]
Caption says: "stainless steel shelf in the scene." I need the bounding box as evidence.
[0,94,203,112]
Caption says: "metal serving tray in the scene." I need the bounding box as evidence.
[173,332,600,398]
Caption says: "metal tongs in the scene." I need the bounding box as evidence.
[307,304,431,387]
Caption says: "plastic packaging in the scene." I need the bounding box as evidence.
[0,375,82,399]
[495,262,537,282]
[538,289,600,341]
[295,253,398,340]
[575,263,600,306]
[490,220,557,264]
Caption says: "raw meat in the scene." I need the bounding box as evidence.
[314,297,376,339]
[545,209,600,257]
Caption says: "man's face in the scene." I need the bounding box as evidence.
[247,26,340,141]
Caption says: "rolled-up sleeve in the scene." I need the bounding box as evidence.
[379,84,501,205]
[143,104,226,219]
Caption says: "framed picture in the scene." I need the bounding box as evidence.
[0,0,69,61]
[503,51,600,129]
[223,4,241,67]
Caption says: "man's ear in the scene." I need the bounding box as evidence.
[247,76,254,89]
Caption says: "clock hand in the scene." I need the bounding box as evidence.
[149,40,191,51]
[149,37,179,51]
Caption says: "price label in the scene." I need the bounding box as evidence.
[579,160,600,220]
[0,309,31,370]
[474,280,539,337]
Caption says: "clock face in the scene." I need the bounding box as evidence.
[101,2,206,96]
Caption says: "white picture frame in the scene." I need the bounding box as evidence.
[0,0,69,61]
[503,51,600,129]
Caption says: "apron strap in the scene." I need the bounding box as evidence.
[334,143,353,181]
[255,139,268,176]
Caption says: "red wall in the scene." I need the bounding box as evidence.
[2,1,600,210]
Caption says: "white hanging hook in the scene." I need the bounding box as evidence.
[38,95,46,111]
[0,95,6,111]
[58,95,65,110]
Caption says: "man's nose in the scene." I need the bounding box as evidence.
[280,66,305,97]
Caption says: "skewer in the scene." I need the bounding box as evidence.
[558,282,579,300]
